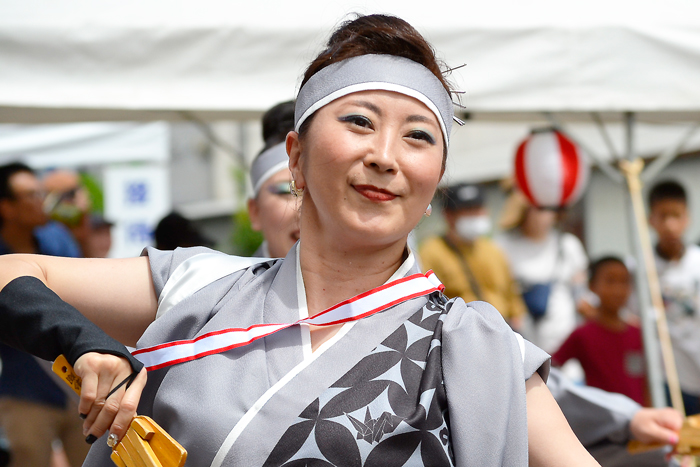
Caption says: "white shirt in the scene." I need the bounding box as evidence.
[496,230,588,354]
[656,244,700,395]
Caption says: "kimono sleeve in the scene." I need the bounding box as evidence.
[141,246,215,298]
[520,334,551,382]
[441,298,550,466]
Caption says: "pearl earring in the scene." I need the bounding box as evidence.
[425,204,432,217]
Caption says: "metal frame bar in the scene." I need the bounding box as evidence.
[591,112,621,160]
[641,123,700,183]
[543,112,624,183]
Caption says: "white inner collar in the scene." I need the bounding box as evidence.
[294,243,416,357]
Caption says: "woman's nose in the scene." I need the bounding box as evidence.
[363,135,399,173]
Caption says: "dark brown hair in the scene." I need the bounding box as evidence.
[588,255,628,284]
[261,100,295,150]
[301,14,451,94]
[648,180,687,209]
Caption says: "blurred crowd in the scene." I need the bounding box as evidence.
[420,178,700,417]
[0,100,698,467]
[0,161,218,466]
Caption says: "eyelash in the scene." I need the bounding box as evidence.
[340,115,373,129]
[407,130,436,145]
[339,114,436,145]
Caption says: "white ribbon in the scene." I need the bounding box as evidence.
[134,270,444,371]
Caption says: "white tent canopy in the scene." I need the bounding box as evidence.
[2,0,700,123]
[3,0,700,405]
[0,122,169,167]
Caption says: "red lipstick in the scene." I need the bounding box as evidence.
[354,185,397,201]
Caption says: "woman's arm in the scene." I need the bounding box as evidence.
[0,253,158,346]
[0,253,158,443]
[527,373,601,466]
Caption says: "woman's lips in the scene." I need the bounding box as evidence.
[353,185,397,201]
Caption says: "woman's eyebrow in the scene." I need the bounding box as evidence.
[406,115,434,124]
[349,100,382,116]
[345,101,435,126]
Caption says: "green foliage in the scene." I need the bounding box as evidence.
[230,209,263,256]
[79,172,105,214]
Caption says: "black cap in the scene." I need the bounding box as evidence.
[442,183,485,211]
[89,213,114,229]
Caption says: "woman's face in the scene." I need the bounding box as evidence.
[288,90,444,249]
[522,206,557,238]
[248,168,300,258]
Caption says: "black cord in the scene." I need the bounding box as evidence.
[106,371,138,400]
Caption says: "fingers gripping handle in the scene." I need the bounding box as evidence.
[52,355,187,467]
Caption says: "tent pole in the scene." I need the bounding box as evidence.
[641,123,700,184]
[621,112,680,410]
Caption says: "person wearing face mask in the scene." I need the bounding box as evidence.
[0,15,607,466]
[420,183,525,329]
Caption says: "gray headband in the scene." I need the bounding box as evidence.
[295,54,453,146]
[250,142,289,196]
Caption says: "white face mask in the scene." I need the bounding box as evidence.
[455,215,492,241]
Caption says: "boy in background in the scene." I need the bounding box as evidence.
[649,180,700,415]
[553,256,646,405]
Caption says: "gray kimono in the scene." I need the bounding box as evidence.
[83,244,549,467]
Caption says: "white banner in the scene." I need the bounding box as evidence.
[104,164,171,258]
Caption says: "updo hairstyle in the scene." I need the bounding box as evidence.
[298,14,454,155]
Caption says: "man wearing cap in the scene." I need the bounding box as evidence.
[42,169,92,256]
[0,162,88,467]
[419,183,525,329]
[84,213,114,258]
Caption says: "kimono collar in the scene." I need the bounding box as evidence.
[294,242,419,322]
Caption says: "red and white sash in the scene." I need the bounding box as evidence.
[133,270,444,371]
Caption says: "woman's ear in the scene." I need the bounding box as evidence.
[286,131,305,190]
[247,198,261,231]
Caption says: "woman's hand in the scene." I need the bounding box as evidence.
[630,407,683,445]
[74,352,147,445]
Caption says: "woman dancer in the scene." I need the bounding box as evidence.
[0,14,598,467]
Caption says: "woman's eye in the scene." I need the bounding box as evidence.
[340,115,373,129]
[407,130,436,145]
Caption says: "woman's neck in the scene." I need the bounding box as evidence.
[299,234,407,317]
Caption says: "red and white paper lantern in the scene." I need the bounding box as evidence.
[514,129,590,209]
